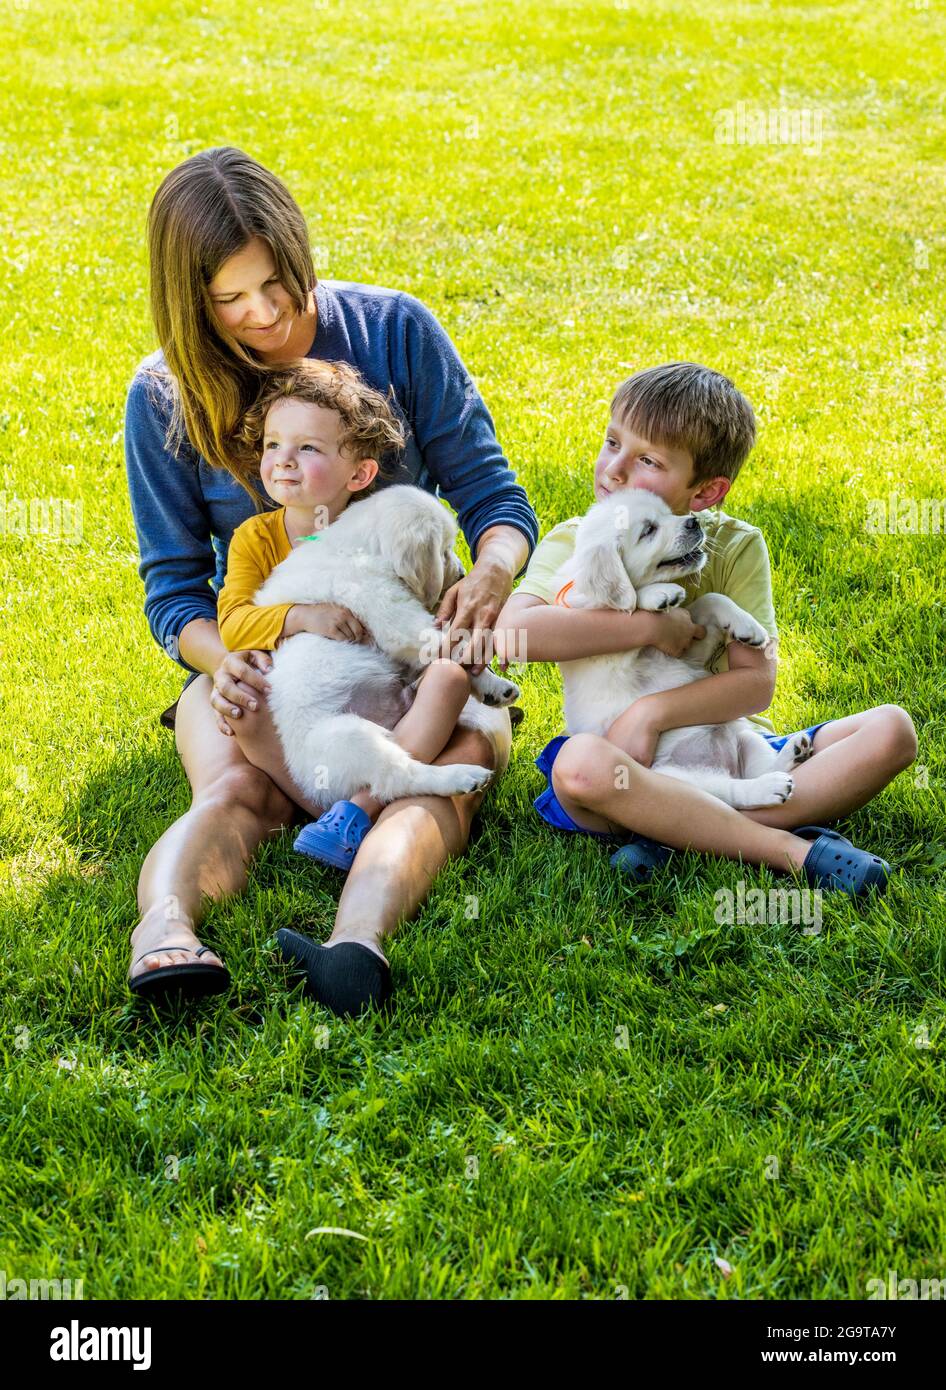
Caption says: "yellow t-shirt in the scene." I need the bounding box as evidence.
[514,508,779,733]
[217,508,297,652]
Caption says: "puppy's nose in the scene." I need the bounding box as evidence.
[685,515,701,532]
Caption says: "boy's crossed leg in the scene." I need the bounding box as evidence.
[741,705,917,829]
[550,703,917,871]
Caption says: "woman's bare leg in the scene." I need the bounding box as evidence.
[222,688,337,819]
[129,676,298,984]
[325,721,497,961]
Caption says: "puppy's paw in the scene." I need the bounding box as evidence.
[471,667,520,706]
[775,731,814,771]
[721,613,769,648]
[433,763,494,795]
[743,771,794,807]
[447,761,494,795]
[482,679,520,707]
[638,582,686,612]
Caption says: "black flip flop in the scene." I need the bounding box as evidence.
[128,944,231,1001]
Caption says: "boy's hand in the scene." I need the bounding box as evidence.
[608,697,663,768]
[287,603,371,645]
[648,608,707,658]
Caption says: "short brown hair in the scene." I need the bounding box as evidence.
[236,358,407,496]
[610,362,756,486]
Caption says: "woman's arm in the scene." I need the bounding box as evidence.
[400,293,539,567]
[124,369,219,674]
[124,369,274,729]
[433,523,530,666]
[397,295,539,669]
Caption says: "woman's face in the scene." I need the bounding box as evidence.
[207,235,300,353]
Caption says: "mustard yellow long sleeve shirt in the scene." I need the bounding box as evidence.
[217,507,296,652]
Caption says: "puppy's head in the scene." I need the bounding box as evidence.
[345,485,462,611]
[571,489,706,610]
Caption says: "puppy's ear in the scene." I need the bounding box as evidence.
[384,527,429,600]
[569,495,642,610]
[423,547,447,612]
[378,512,445,610]
[573,539,637,610]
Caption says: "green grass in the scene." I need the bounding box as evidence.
[2,0,945,1299]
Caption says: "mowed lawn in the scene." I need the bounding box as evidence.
[1,0,945,1299]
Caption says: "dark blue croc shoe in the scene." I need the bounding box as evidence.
[793,824,891,896]
[610,835,674,884]
[294,801,372,871]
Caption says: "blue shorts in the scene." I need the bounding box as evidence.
[533,722,833,840]
[759,721,829,753]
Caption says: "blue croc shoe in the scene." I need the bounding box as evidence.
[294,801,372,871]
[610,835,674,884]
[793,824,891,897]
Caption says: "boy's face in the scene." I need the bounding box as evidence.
[261,398,377,522]
[593,413,730,515]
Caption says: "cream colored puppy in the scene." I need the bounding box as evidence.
[254,485,518,810]
[552,490,813,809]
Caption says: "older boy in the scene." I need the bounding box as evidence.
[495,363,916,895]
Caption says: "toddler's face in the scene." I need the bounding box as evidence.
[260,398,375,516]
[594,413,701,515]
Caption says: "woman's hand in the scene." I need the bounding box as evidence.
[210,649,274,737]
[433,556,515,674]
[285,602,370,645]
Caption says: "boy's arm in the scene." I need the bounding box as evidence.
[217,529,294,653]
[609,644,777,764]
[494,591,682,662]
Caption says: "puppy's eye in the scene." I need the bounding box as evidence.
[640,522,657,539]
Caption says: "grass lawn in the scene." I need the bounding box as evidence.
[1,0,945,1300]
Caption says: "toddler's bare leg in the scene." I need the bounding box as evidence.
[351,659,474,820]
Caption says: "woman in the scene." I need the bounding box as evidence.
[124,147,538,1017]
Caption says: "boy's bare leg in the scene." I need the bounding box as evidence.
[551,734,817,873]
[741,705,917,828]
[350,659,473,820]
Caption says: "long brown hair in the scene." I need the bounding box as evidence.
[144,146,315,509]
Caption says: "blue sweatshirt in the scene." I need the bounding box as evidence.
[124,278,539,675]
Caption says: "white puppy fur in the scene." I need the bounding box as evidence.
[254,485,518,810]
[551,490,814,809]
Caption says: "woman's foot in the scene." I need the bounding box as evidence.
[129,904,227,987]
[276,928,391,1017]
